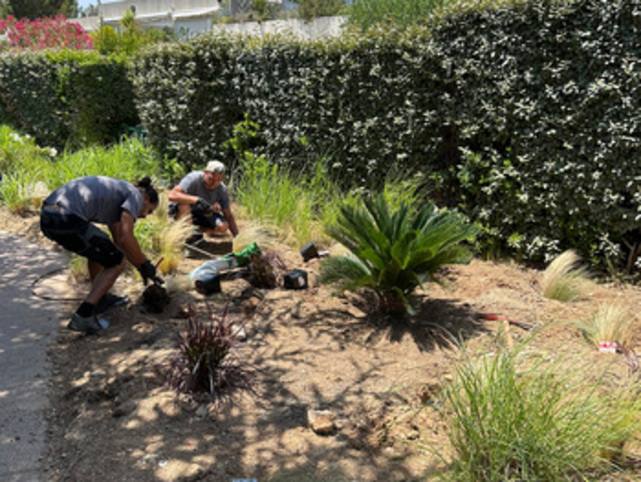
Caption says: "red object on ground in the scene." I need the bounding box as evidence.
[480,313,538,330]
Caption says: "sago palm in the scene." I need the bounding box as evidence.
[319,193,479,314]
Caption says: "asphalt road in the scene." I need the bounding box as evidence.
[0,231,66,482]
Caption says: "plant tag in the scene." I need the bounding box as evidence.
[598,341,618,353]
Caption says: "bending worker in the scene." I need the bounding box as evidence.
[40,176,163,335]
[168,160,239,238]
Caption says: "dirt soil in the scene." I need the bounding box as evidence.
[4,208,641,482]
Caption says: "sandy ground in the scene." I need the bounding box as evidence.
[3,208,641,481]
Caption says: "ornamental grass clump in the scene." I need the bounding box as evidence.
[319,193,479,315]
[541,249,592,301]
[575,302,636,351]
[442,346,641,480]
[167,304,254,402]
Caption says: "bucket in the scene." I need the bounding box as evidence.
[189,262,222,295]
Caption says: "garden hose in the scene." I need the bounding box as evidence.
[30,267,84,302]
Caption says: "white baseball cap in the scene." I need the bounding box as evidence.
[205,160,225,173]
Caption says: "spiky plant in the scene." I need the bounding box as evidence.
[248,251,287,289]
[575,302,636,351]
[319,193,479,315]
[167,304,254,402]
[541,250,592,301]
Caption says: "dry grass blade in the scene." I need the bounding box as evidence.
[233,222,278,253]
[158,216,193,274]
[541,249,591,301]
[576,302,636,350]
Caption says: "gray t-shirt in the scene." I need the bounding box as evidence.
[44,176,143,225]
[179,171,230,210]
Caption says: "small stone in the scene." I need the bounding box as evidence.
[307,409,336,436]
[112,400,136,418]
[195,405,209,419]
[233,325,247,341]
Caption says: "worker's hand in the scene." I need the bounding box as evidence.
[212,202,222,213]
[194,197,211,213]
[138,260,164,286]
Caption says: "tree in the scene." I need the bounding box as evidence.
[7,0,78,20]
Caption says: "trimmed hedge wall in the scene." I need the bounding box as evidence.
[1,0,641,270]
[131,32,449,183]
[432,0,641,267]
[0,51,138,150]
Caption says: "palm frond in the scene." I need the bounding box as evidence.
[321,192,478,315]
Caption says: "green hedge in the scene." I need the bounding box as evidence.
[432,0,641,267]
[1,0,641,270]
[129,38,244,172]
[131,31,449,182]
[0,51,138,150]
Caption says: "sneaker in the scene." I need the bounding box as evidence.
[95,293,130,314]
[67,313,108,335]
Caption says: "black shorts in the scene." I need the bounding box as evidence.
[190,205,227,229]
[40,206,124,268]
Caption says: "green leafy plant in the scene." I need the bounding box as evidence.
[347,0,445,31]
[167,304,254,401]
[296,0,344,22]
[91,9,175,56]
[442,345,641,480]
[319,193,479,314]
[540,250,592,302]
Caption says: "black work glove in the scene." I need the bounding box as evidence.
[193,197,212,215]
[138,260,164,286]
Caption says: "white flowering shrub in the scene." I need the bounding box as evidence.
[433,0,641,269]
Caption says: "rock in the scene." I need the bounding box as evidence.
[195,405,209,419]
[232,325,247,341]
[112,400,136,418]
[307,409,336,436]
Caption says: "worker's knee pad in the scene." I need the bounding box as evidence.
[86,232,124,268]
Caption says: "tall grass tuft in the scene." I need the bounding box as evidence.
[235,154,337,246]
[49,137,168,187]
[442,346,641,480]
[541,249,591,301]
[0,127,176,215]
[232,222,279,253]
[575,302,636,351]
[134,197,192,275]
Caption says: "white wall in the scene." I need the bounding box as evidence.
[212,16,347,39]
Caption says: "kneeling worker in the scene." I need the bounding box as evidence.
[40,176,164,334]
[168,160,239,238]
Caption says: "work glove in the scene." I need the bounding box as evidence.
[138,260,164,286]
[194,197,212,214]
